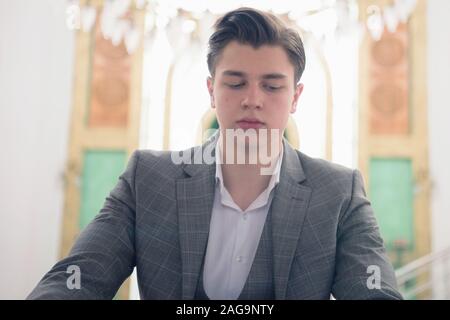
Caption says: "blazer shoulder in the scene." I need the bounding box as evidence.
[296,150,357,191]
[132,146,198,179]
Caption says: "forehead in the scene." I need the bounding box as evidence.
[215,41,294,79]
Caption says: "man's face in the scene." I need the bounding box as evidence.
[207,41,303,140]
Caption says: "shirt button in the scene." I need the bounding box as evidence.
[236,256,243,262]
[243,213,247,220]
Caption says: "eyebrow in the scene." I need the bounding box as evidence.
[222,70,287,80]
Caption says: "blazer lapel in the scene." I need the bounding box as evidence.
[176,135,217,300]
[271,140,312,299]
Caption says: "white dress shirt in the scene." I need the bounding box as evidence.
[202,139,283,299]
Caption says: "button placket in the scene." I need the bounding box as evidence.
[233,211,247,265]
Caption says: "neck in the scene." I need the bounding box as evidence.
[217,132,283,201]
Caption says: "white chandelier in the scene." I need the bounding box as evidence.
[366,0,417,41]
[65,0,418,54]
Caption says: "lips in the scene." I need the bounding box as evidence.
[236,118,265,130]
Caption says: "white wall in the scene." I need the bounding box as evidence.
[428,0,450,299]
[0,0,74,299]
[428,0,450,253]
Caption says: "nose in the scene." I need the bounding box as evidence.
[241,84,263,110]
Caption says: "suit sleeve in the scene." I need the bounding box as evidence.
[27,151,140,299]
[331,169,403,300]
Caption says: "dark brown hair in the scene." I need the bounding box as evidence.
[207,7,306,85]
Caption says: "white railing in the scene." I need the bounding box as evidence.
[395,246,450,299]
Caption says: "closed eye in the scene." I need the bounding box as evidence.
[264,84,282,91]
[227,82,245,89]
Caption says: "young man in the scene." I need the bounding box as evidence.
[28,7,402,300]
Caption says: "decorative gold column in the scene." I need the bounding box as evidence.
[358,0,431,297]
[61,0,145,299]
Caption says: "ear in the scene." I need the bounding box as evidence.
[207,76,215,108]
[290,83,304,113]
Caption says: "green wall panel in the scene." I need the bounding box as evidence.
[369,158,414,255]
[80,150,127,230]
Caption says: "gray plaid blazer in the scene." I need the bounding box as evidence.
[28,134,402,300]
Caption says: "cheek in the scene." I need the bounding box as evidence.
[268,95,292,112]
[215,92,240,117]
[216,90,236,105]
[213,97,234,125]
[266,95,293,124]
